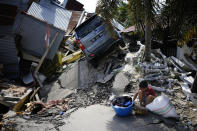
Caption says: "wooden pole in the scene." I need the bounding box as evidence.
[35,32,59,72]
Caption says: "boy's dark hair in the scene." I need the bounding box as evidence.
[139,80,148,88]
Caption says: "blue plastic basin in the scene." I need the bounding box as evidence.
[112,101,134,116]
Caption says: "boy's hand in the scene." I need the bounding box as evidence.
[133,92,138,101]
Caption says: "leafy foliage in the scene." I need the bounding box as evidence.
[96,0,121,20]
[156,0,197,45]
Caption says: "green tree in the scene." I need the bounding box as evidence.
[97,0,161,61]
[161,0,197,92]
[113,2,134,27]
[96,0,121,38]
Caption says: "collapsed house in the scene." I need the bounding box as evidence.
[0,0,86,109]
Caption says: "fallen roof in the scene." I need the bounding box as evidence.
[27,2,72,32]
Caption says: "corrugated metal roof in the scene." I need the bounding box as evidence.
[0,35,18,64]
[120,26,136,33]
[27,2,72,32]
[66,0,84,11]
[0,34,20,79]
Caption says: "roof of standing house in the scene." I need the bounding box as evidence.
[120,26,136,33]
[65,0,84,11]
[27,2,72,32]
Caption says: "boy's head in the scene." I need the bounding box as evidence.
[139,80,148,91]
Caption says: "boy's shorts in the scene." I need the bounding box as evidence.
[142,96,147,105]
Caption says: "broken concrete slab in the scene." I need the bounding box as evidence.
[97,72,115,84]
[46,82,74,102]
[58,62,78,89]
[179,75,194,86]
[112,72,130,95]
[39,82,74,102]
[78,59,105,88]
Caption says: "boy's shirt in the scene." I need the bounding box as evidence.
[139,86,156,97]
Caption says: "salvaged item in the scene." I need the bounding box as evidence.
[111,96,134,116]
[146,95,178,118]
[134,105,147,115]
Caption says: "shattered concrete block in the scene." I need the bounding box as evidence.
[40,82,74,102]
[112,72,130,95]
[58,62,78,89]
[125,53,135,63]
[97,73,115,84]
[180,75,194,86]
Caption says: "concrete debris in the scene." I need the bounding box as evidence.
[150,85,174,95]
[112,72,130,95]
[125,53,135,63]
[58,62,78,89]
[171,56,190,71]
[0,84,32,107]
[97,72,115,84]
[1,26,197,131]
[151,85,166,92]
[180,74,194,86]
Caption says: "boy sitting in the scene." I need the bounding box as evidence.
[133,80,156,106]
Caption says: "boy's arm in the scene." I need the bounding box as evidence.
[133,92,138,101]
[149,86,156,96]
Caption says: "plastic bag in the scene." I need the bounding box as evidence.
[146,95,178,118]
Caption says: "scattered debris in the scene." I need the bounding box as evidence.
[0,0,197,130]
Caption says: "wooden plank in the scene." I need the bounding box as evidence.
[62,50,84,64]
[65,50,69,56]
[30,87,40,101]
[13,89,32,112]
[35,94,40,102]
[0,96,20,101]
[64,46,75,53]
[21,50,40,62]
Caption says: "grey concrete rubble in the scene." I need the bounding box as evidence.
[112,72,130,95]
[58,62,78,90]
[1,40,197,131]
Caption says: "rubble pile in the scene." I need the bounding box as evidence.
[133,43,197,129]
[0,84,32,108]
[67,85,112,109]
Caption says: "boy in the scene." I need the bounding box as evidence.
[133,80,156,106]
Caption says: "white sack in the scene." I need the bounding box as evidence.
[146,95,178,118]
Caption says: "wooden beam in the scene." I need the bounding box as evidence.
[64,46,75,53]
[35,32,59,72]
